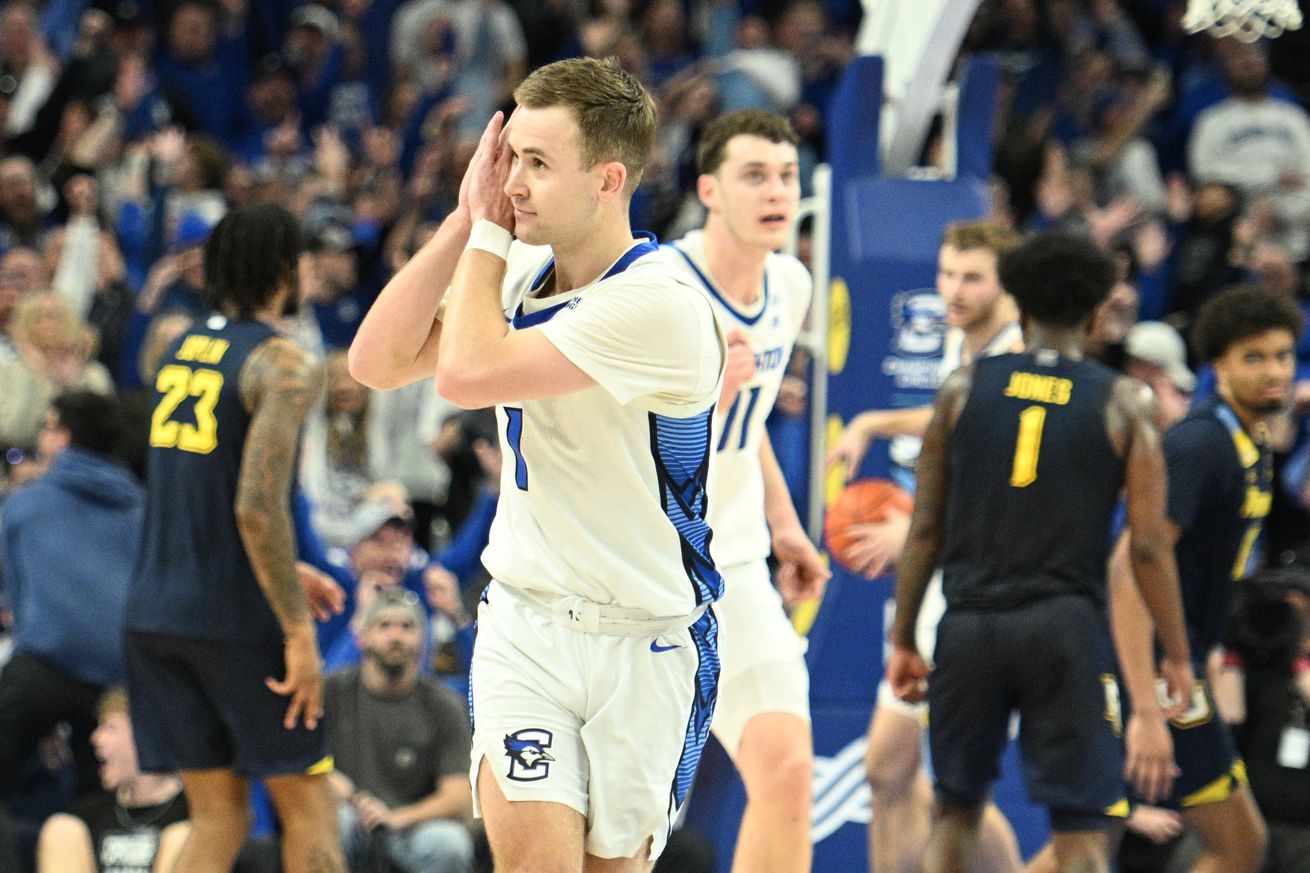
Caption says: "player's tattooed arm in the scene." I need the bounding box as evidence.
[1111,378,1191,670]
[306,847,348,873]
[886,366,970,702]
[1106,380,1164,716]
[237,337,326,633]
[1109,378,1193,800]
[890,365,971,652]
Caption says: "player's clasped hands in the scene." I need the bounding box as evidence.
[462,111,515,231]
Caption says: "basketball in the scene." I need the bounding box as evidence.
[824,479,914,573]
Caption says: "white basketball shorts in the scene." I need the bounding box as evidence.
[710,559,811,756]
[468,580,719,860]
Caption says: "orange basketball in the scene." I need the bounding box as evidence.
[824,478,914,573]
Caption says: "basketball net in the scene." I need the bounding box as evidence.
[1182,0,1304,42]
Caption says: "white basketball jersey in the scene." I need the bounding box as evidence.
[663,231,812,567]
[478,237,727,618]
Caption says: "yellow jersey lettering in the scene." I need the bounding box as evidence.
[1232,524,1262,580]
[176,335,207,362]
[1241,487,1272,519]
[1002,372,1073,405]
[199,338,229,364]
[1010,405,1047,487]
[149,366,189,448]
[148,364,224,454]
[1231,429,1260,468]
[175,336,231,365]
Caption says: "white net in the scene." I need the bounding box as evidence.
[1182,0,1305,42]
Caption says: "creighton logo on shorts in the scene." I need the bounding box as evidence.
[504,729,555,782]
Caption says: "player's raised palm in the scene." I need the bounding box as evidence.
[464,111,515,231]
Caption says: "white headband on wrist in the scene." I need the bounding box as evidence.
[465,219,513,260]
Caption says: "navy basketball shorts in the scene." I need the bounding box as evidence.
[1125,673,1244,810]
[927,594,1128,832]
[125,630,331,778]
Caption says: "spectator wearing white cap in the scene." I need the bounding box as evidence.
[1125,320,1196,429]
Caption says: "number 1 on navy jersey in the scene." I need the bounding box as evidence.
[1010,405,1046,488]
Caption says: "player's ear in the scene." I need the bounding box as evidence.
[1210,355,1230,394]
[697,173,718,211]
[596,160,628,203]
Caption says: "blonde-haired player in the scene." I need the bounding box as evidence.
[663,108,830,873]
[350,57,726,873]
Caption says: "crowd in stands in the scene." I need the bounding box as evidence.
[3,0,1310,871]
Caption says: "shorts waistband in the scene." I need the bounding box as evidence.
[494,581,705,636]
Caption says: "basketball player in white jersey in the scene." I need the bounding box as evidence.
[826,221,1025,873]
[662,109,830,873]
[348,58,725,873]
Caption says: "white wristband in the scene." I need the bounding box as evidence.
[465,219,513,260]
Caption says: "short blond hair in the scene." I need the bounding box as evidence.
[941,220,1022,259]
[12,292,86,349]
[513,57,656,195]
[98,687,130,720]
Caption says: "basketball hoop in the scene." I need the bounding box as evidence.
[1182,0,1304,42]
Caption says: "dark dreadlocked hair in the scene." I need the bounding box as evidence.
[202,203,302,319]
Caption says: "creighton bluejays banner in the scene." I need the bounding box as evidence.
[683,55,1048,872]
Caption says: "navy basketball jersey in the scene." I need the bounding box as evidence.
[1165,398,1274,659]
[127,315,283,643]
[941,351,1124,610]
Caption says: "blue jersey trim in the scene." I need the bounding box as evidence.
[666,243,769,326]
[510,233,660,329]
[467,652,476,735]
[670,608,719,810]
[468,586,491,734]
[503,407,529,490]
[511,298,571,329]
[647,409,723,606]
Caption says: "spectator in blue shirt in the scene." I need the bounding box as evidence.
[0,390,143,800]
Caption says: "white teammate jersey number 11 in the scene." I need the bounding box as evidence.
[661,230,812,568]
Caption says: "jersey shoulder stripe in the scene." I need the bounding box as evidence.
[667,242,770,327]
